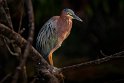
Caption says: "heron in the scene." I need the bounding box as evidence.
[36,8,82,65]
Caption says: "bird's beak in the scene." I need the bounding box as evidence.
[73,14,83,22]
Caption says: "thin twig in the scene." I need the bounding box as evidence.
[108,78,124,83]
[18,14,23,34]
[0,73,11,83]
[21,66,28,83]
[60,51,124,72]
[100,50,107,56]
[2,0,13,30]
[18,0,24,34]
[3,36,19,56]
[11,69,19,83]
[0,6,11,26]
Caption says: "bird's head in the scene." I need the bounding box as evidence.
[62,8,83,22]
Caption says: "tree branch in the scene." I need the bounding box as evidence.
[2,0,13,29]
[18,0,24,34]
[0,73,11,83]
[0,23,60,83]
[60,51,124,74]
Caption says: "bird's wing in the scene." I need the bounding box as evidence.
[36,17,58,58]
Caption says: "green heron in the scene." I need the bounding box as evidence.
[36,8,82,65]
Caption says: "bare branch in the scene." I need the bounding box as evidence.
[18,0,24,34]
[100,50,107,56]
[2,0,13,29]
[0,73,11,83]
[60,51,124,72]
[18,13,23,34]
[3,36,19,56]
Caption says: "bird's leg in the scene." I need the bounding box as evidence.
[48,53,53,65]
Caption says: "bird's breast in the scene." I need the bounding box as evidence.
[57,19,72,43]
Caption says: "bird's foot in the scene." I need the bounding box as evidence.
[48,65,64,82]
[48,65,60,73]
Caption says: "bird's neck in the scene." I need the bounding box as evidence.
[59,15,72,29]
[57,15,72,41]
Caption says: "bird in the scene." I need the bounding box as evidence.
[36,8,82,65]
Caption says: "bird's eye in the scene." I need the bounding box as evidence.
[67,12,72,16]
